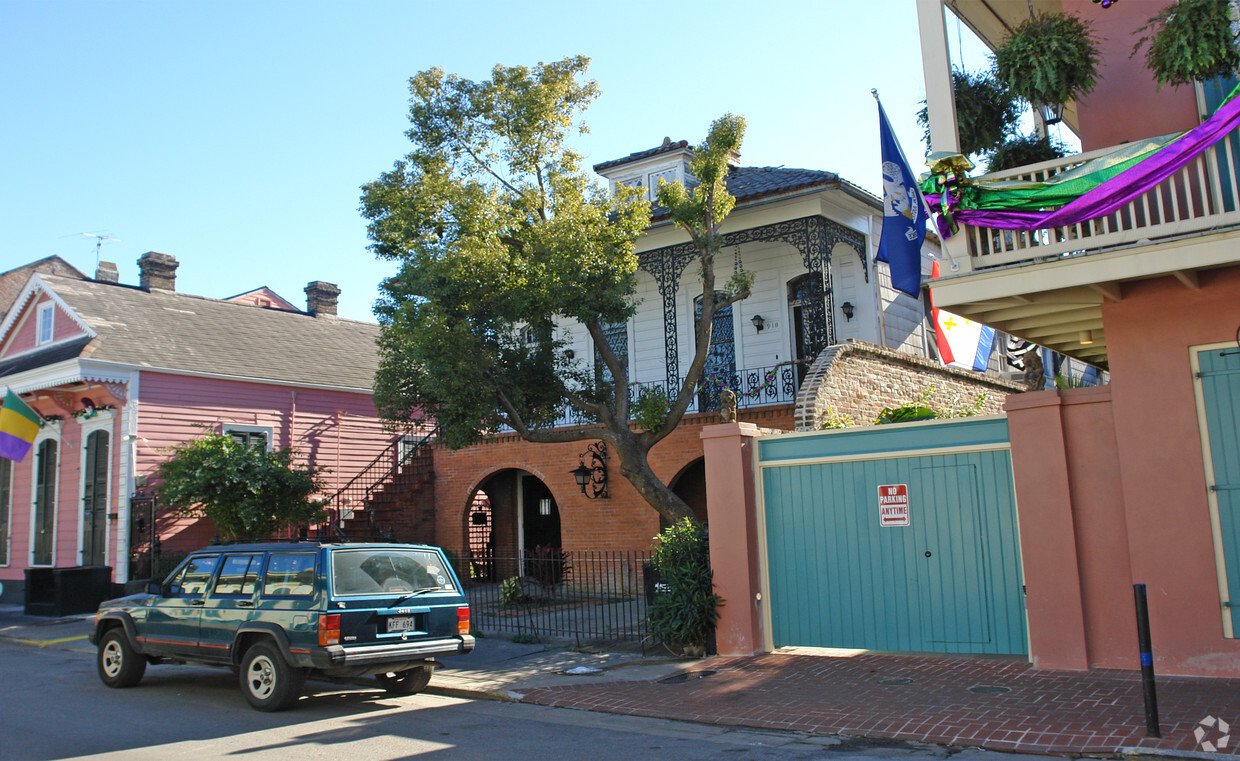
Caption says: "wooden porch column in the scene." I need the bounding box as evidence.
[701,422,765,656]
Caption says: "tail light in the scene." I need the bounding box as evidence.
[318,613,341,646]
[457,606,470,637]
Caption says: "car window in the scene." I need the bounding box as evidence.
[213,554,261,596]
[170,555,220,597]
[331,548,457,596]
[263,553,316,597]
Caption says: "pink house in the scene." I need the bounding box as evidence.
[0,252,392,605]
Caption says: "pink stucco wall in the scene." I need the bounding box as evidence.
[1063,0,1198,152]
[1102,268,1240,676]
[1005,267,1240,677]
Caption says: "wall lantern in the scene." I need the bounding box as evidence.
[1080,330,1094,345]
[750,314,765,333]
[841,301,855,321]
[570,441,609,499]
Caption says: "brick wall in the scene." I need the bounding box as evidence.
[794,340,1025,430]
[429,404,795,561]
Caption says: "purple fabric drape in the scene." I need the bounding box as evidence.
[935,93,1240,233]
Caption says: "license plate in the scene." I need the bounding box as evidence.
[387,616,419,633]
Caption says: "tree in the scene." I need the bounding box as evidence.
[361,56,747,524]
[154,432,326,540]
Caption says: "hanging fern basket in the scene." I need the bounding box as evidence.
[994,12,1101,116]
[1135,0,1240,89]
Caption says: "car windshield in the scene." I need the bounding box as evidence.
[330,548,457,596]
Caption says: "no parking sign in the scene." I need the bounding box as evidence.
[878,484,910,527]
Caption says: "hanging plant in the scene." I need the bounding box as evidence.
[994,12,1101,112]
[986,133,1069,173]
[917,68,1020,157]
[1133,0,1240,89]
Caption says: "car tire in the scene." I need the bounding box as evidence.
[375,664,433,695]
[97,628,146,688]
[239,641,305,712]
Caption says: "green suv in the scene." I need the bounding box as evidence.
[90,542,474,711]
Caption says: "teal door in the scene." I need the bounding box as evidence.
[763,447,1026,656]
[1198,347,1240,635]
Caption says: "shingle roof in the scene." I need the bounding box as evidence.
[14,274,380,391]
[647,165,874,221]
[592,139,690,172]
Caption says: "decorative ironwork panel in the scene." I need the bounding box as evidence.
[636,215,865,391]
[595,321,629,386]
[694,294,736,411]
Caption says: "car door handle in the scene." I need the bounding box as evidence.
[236,601,254,608]
[191,599,205,607]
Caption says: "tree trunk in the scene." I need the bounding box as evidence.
[611,432,696,525]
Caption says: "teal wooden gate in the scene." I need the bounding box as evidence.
[1196,347,1240,636]
[759,417,1027,656]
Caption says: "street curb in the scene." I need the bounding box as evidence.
[1121,747,1230,760]
[424,683,517,702]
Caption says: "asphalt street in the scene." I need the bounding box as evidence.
[0,637,1058,761]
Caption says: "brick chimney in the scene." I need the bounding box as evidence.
[137,252,179,291]
[95,261,119,283]
[304,281,340,317]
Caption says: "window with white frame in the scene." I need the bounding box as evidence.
[224,425,272,452]
[37,302,54,345]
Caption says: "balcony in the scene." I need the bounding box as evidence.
[526,361,806,431]
[931,132,1240,368]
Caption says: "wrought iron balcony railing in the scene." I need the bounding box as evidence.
[530,360,807,430]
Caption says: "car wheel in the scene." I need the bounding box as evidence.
[375,664,433,695]
[97,629,146,688]
[239,642,305,712]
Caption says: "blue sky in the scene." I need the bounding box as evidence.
[2,1,994,322]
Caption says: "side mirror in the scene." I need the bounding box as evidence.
[147,581,163,596]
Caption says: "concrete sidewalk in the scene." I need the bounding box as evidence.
[4,605,1238,758]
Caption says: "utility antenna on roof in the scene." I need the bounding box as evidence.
[81,233,121,268]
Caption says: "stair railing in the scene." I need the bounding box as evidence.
[318,424,439,540]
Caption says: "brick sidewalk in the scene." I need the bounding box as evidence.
[519,650,1240,757]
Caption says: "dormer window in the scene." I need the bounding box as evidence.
[616,167,682,201]
[36,302,54,346]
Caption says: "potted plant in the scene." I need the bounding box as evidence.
[1133,0,1240,89]
[994,11,1101,123]
[917,68,1020,157]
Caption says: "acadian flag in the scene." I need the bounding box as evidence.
[935,308,996,372]
[0,388,42,462]
[874,95,927,297]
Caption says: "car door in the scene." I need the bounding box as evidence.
[141,553,220,656]
[198,552,262,661]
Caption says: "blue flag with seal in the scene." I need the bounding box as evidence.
[874,96,927,297]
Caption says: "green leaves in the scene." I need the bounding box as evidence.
[1134,0,1240,89]
[994,12,1100,109]
[153,433,325,540]
[647,519,722,654]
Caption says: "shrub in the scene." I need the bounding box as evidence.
[499,576,528,607]
[646,519,722,656]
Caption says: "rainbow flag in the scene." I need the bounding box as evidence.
[0,388,41,462]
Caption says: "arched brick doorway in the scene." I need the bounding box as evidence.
[463,468,562,582]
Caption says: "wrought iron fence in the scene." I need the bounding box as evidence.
[451,550,652,646]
